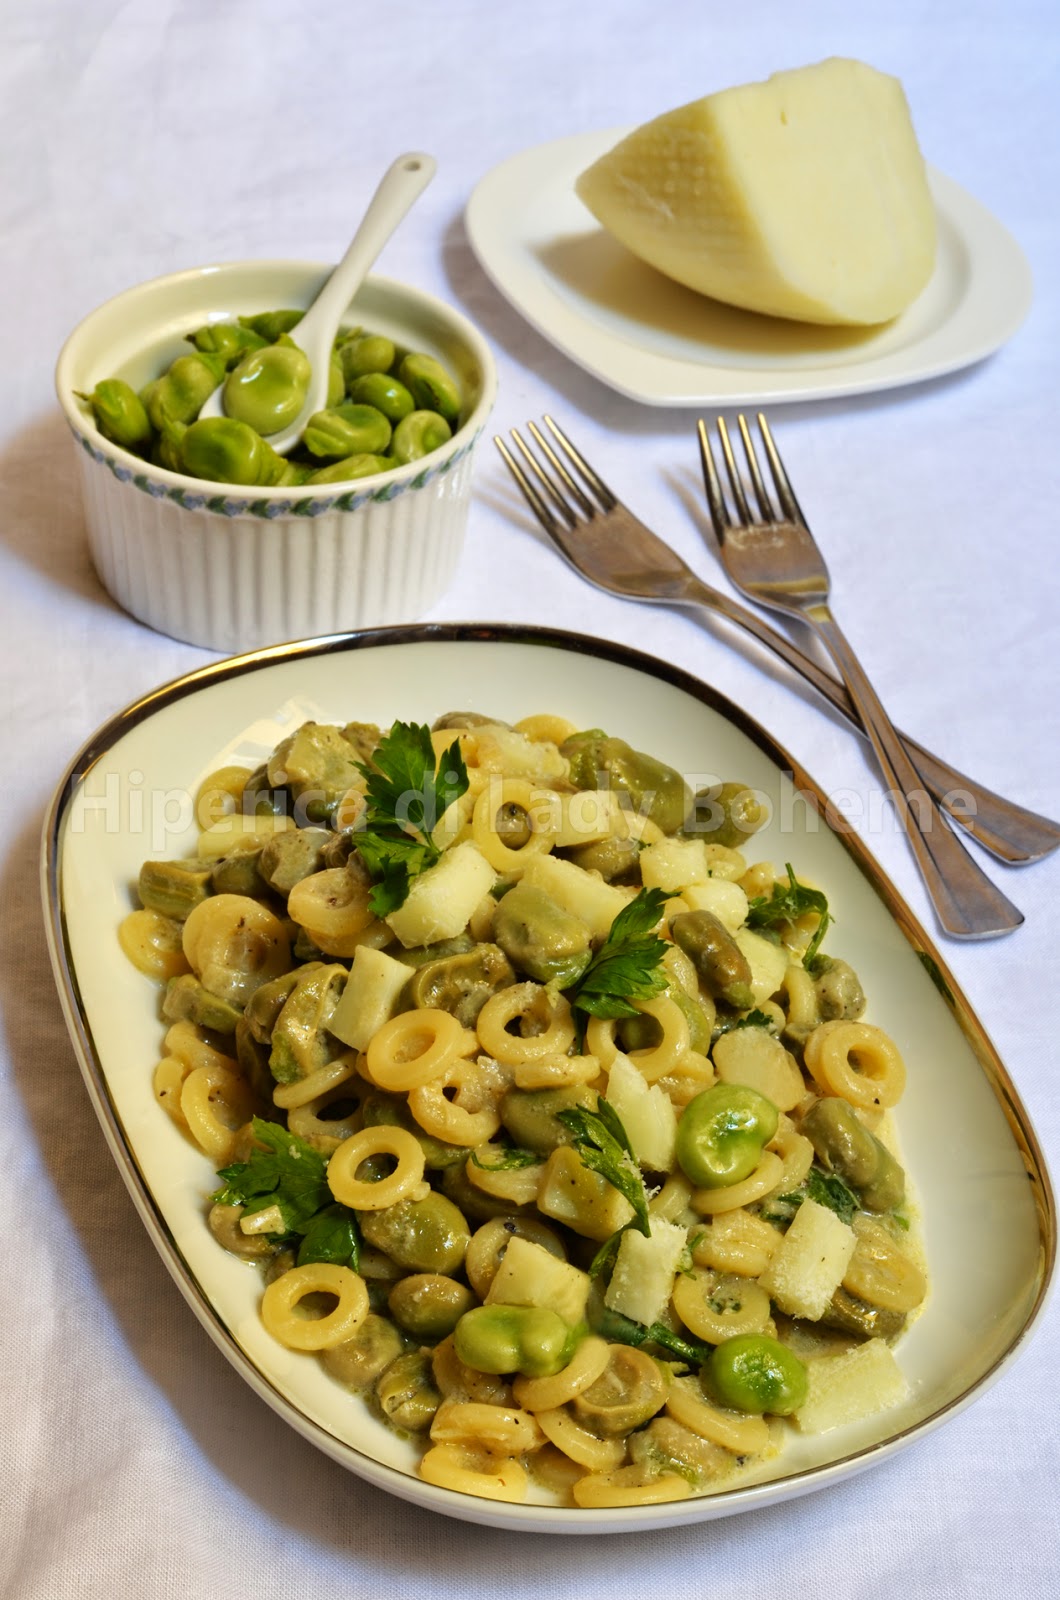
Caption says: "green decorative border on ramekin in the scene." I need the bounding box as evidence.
[70,422,479,520]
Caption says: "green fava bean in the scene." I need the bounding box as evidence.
[670,909,755,1010]
[709,1334,808,1416]
[453,1304,574,1377]
[683,782,769,849]
[327,352,345,407]
[79,378,153,452]
[358,1192,470,1275]
[238,309,304,341]
[492,882,592,987]
[388,1273,476,1340]
[188,322,268,368]
[391,409,452,465]
[340,332,396,385]
[181,417,266,485]
[152,418,187,474]
[143,350,226,430]
[307,452,392,485]
[675,1083,779,1189]
[398,352,461,423]
[347,371,415,423]
[303,403,392,461]
[223,340,311,435]
[560,731,691,835]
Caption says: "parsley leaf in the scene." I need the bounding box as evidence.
[734,1008,776,1032]
[567,887,669,1020]
[354,721,469,916]
[556,1098,651,1237]
[776,1163,859,1227]
[747,863,831,968]
[214,1118,359,1264]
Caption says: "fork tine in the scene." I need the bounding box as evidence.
[542,416,617,512]
[512,426,589,527]
[695,418,732,536]
[736,414,776,522]
[715,417,755,526]
[526,421,596,518]
[757,412,809,526]
[494,432,566,533]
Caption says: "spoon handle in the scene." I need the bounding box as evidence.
[295,152,437,346]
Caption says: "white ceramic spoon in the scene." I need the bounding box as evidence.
[199,151,437,453]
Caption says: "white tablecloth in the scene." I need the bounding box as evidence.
[3,2,1058,1593]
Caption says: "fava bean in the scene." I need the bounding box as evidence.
[347,371,415,423]
[77,378,153,452]
[675,1083,779,1188]
[709,1334,808,1416]
[453,1304,575,1377]
[223,339,311,435]
[340,332,397,384]
[303,403,392,461]
[391,409,452,464]
[397,352,461,423]
[143,349,226,430]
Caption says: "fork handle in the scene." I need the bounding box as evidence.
[683,579,1060,865]
[805,606,1023,938]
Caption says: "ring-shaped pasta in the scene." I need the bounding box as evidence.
[181,893,291,1002]
[535,1407,627,1472]
[118,909,190,981]
[194,764,253,830]
[471,779,556,874]
[327,1125,426,1210]
[418,1443,528,1502]
[584,1015,618,1069]
[768,1116,815,1193]
[671,1269,772,1343]
[163,1021,238,1076]
[408,1062,502,1147]
[260,1262,368,1351]
[691,1150,785,1215]
[465,1151,544,1206]
[366,1008,470,1092]
[665,1379,771,1455]
[804,1020,906,1109]
[627,995,691,1083]
[513,1052,600,1091]
[513,713,578,746]
[431,1334,515,1407]
[180,1064,258,1161]
[153,1056,191,1128]
[287,1079,364,1154]
[286,868,375,958]
[647,1173,695,1222]
[429,1401,545,1455]
[273,1051,359,1110]
[512,1336,611,1413]
[476,984,576,1066]
[779,961,820,1035]
[572,1470,691,1507]
[691,1208,782,1278]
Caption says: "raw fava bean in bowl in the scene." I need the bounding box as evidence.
[55,262,497,653]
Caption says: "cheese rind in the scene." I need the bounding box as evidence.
[575,58,937,326]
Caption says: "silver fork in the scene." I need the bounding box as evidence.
[696,413,1023,940]
[493,418,1060,873]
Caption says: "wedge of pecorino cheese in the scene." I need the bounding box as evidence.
[575,58,937,326]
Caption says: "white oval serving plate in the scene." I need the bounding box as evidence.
[465,130,1034,406]
[41,624,1054,1533]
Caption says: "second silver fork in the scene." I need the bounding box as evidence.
[698,414,1023,940]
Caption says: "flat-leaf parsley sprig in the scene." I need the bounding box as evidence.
[556,1098,652,1237]
[747,863,831,968]
[566,886,670,1020]
[213,1117,360,1269]
[354,720,469,917]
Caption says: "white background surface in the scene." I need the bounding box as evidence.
[3,1,1058,1594]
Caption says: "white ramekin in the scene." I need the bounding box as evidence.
[55,262,497,653]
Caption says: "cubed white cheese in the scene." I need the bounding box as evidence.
[575,58,936,326]
[605,1052,677,1173]
[520,853,634,942]
[639,837,712,894]
[329,944,411,1051]
[796,1338,910,1433]
[679,878,749,933]
[734,927,789,1005]
[604,1219,688,1328]
[758,1198,856,1320]
[484,1235,591,1326]
[384,841,496,948]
